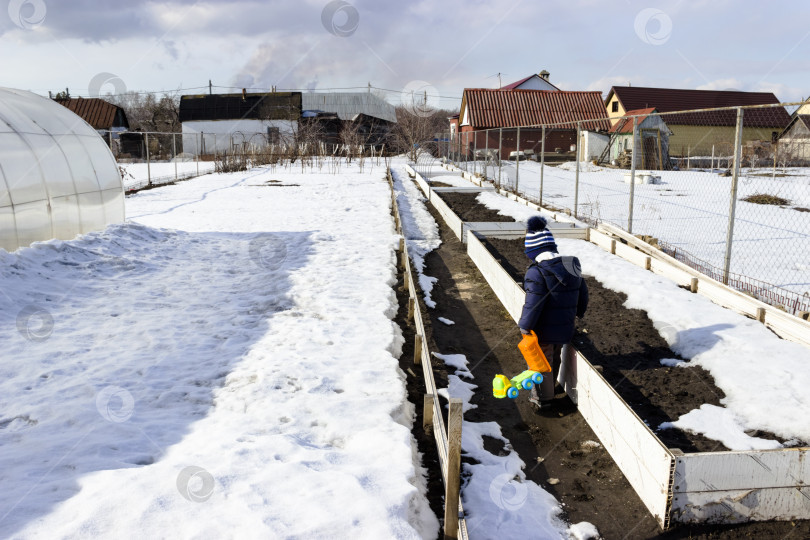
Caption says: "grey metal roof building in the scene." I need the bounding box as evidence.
[301,92,397,124]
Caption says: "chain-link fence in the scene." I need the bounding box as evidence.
[101,129,391,192]
[100,130,215,192]
[438,101,810,315]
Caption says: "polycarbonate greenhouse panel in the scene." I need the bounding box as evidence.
[0,87,124,252]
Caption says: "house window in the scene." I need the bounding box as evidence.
[772,131,778,143]
[612,101,619,113]
[267,126,280,144]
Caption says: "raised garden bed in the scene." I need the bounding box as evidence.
[480,236,798,453]
[436,192,516,223]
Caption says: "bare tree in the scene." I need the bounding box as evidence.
[389,106,455,161]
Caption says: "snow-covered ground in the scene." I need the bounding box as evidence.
[0,162,438,538]
[465,160,810,296]
[119,161,216,190]
[463,172,810,450]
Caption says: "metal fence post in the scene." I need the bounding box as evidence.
[539,125,545,206]
[484,130,489,181]
[574,122,581,218]
[173,133,178,182]
[515,126,521,194]
[628,117,638,233]
[473,134,477,176]
[498,128,503,188]
[108,130,113,157]
[723,107,744,285]
[196,133,200,176]
[145,132,151,187]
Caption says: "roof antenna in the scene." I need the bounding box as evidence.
[486,73,505,89]
[209,80,212,95]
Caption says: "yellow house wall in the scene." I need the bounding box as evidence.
[606,96,625,124]
[796,102,810,115]
[666,125,782,156]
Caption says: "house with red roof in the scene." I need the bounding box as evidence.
[455,88,610,160]
[604,86,790,157]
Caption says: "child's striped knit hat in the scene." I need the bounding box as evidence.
[524,216,557,259]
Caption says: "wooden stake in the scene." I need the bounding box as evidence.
[645,256,652,271]
[756,307,766,323]
[407,296,415,322]
[444,398,463,540]
[423,393,434,433]
[610,239,617,255]
[414,333,422,365]
[690,277,699,293]
[585,227,591,242]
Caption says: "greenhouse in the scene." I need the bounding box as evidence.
[0,88,124,252]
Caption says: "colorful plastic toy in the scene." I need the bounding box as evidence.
[492,370,544,399]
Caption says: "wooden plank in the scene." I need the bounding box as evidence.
[589,228,616,253]
[570,348,674,527]
[671,487,810,524]
[466,233,524,321]
[431,187,496,193]
[649,257,693,288]
[444,399,464,540]
[423,393,434,433]
[614,240,655,270]
[674,449,810,492]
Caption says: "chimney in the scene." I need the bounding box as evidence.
[539,70,550,80]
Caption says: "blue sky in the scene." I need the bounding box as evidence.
[1,0,808,110]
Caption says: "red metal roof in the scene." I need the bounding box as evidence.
[609,86,791,128]
[502,74,561,91]
[608,108,657,134]
[54,98,128,130]
[462,89,610,130]
[501,76,533,90]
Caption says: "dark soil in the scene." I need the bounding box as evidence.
[437,191,516,223]
[429,181,455,188]
[414,203,810,538]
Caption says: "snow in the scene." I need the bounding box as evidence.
[467,173,810,448]
[568,520,601,539]
[660,405,782,451]
[437,317,455,326]
[477,160,810,295]
[391,165,441,308]
[0,162,438,538]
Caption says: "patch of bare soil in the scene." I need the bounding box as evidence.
[437,191,516,223]
[410,197,810,538]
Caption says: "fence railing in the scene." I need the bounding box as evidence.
[438,101,810,316]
